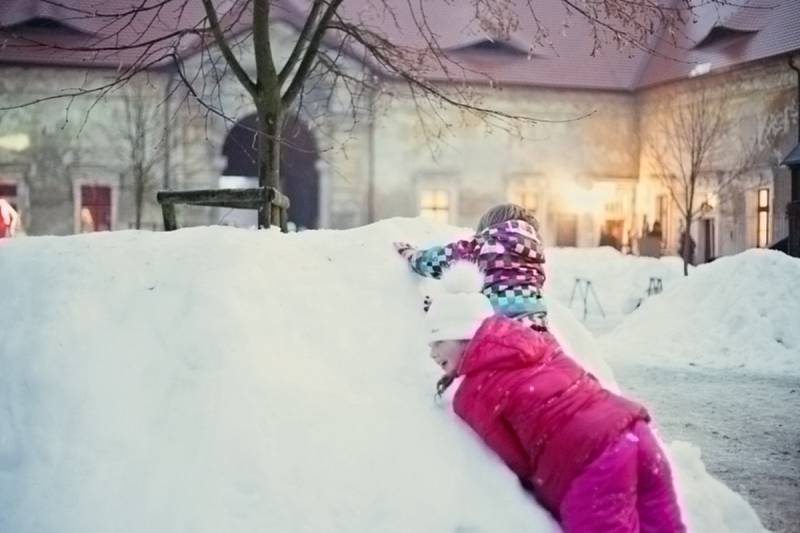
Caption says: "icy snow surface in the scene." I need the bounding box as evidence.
[0,220,767,532]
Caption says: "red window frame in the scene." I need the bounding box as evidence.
[80,185,112,232]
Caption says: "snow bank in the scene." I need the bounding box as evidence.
[601,249,800,375]
[0,220,766,532]
[667,441,768,533]
[544,247,686,331]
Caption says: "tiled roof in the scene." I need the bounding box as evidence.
[636,0,800,87]
[0,0,797,91]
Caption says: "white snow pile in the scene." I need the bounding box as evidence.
[0,219,766,532]
[544,247,687,331]
[601,249,800,375]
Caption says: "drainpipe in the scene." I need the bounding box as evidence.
[366,84,376,223]
[162,63,178,190]
[783,56,800,257]
[791,57,800,146]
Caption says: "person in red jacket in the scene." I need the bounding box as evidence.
[0,198,19,239]
[426,262,685,533]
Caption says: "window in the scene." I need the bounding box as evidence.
[756,188,770,248]
[604,198,623,215]
[509,189,538,212]
[80,185,112,232]
[507,174,542,214]
[419,189,450,223]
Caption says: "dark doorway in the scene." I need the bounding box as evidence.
[222,114,320,229]
[699,218,716,263]
[555,213,578,247]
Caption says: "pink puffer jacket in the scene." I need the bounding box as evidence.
[453,316,649,513]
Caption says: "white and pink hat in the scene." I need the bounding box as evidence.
[426,262,495,345]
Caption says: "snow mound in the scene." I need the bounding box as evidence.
[544,247,686,331]
[0,220,767,532]
[602,249,800,375]
[668,441,766,533]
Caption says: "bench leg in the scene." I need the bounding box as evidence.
[278,206,288,233]
[162,204,177,231]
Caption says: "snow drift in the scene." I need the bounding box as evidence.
[601,249,800,375]
[0,220,766,532]
[544,247,686,331]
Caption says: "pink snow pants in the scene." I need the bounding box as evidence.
[559,421,686,533]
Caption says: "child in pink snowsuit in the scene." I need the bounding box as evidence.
[425,263,686,533]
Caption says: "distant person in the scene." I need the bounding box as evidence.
[639,221,663,258]
[424,263,686,532]
[0,198,19,238]
[80,207,96,233]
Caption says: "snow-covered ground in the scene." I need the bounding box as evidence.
[0,220,775,532]
[611,363,800,533]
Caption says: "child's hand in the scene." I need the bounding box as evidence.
[394,241,415,258]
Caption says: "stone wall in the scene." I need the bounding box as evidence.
[0,67,217,234]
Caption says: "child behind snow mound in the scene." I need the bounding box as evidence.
[426,262,686,533]
[395,203,548,331]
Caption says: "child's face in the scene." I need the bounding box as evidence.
[430,340,468,377]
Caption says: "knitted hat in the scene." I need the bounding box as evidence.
[426,262,495,345]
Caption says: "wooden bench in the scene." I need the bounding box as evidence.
[156,187,290,232]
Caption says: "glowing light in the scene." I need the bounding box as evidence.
[553,179,613,215]
[0,133,30,152]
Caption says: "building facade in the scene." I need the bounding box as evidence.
[0,1,798,261]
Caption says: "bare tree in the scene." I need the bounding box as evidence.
[645,83,775,275]
[1,0,730,228]
[116,82,161,229]
[110,79,203,230]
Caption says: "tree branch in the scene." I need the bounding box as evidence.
[252,0,279,107]
[279,0,326,86]
[282,0,345,108]
[200,0,256,98]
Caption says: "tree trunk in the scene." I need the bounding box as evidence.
[134,167,144,230]
[682,213,692,276]
[256,105,282,228]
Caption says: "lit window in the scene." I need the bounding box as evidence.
[420,189,450,223]
[80,185,112,232]
[605,198,623,215]
[756,188,770,248]
[509,189,538,212]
